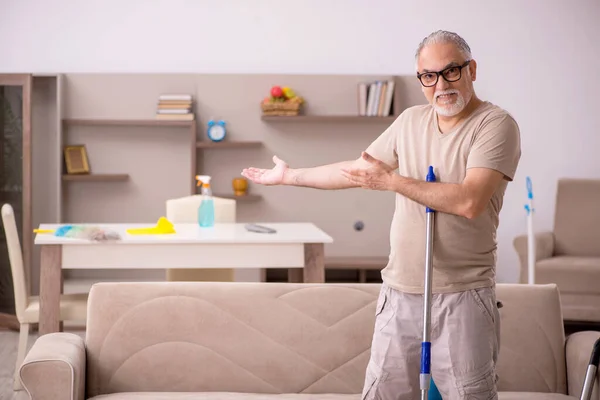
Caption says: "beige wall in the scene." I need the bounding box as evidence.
[30,73,425,291]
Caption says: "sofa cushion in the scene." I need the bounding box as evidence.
[88,392,576,400]
[85,283,380,397]
[537,256,600,293]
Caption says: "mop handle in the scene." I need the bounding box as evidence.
[579,338,600,400]
[421,165,436,400]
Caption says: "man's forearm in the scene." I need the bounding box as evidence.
[392,174,477,219]
[283,161,359,190]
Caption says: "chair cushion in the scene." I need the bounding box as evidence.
[22,293,88,323]
[537,256,600,292]
[553,178,600,256]
[88,392,576,400]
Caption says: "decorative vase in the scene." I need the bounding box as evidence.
[232,177,248,196]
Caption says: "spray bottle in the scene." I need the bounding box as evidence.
[196,175,215,227]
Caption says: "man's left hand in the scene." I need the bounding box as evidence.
[341,152,395,191]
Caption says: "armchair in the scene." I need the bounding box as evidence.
[514,178,600,322]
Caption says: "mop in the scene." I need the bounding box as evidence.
[421,166,438,400]
[579,338,600,400]
[524,176,535,284]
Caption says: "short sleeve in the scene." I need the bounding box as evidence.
[364,117,400,169]
[467,113,521,181]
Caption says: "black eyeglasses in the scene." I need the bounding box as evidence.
[417,60,471,87]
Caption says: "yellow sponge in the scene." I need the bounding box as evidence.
[127,217,176,235]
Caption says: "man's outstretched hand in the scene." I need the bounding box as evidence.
[241,155,289,185]
[341,152,395,191]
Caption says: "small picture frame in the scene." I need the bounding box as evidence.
[64,145,90,174]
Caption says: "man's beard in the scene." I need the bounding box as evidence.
[433,89,472,117]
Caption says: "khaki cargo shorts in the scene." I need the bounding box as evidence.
[361,283,501,400]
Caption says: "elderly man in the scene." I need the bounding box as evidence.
[242,30,521,400]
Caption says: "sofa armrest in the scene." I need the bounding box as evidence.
[566,331,600,400]
[19,332,86,400]
[513,231,555,283]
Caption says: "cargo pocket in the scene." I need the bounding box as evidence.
[361,362,387,400]
[469,288,495,326]
[456,365,497,400]
[375,286,388,317]
[374,285,394,332]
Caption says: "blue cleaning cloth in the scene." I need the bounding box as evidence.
[54,225,74,237]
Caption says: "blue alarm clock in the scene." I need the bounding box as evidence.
[207,119,226,142]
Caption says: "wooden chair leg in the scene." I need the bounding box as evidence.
[14,323,30,391]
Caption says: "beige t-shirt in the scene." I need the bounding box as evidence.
[366,101,521,294]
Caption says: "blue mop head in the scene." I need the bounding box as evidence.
[429,379,442,400]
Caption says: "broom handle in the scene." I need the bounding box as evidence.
[525,176,536,284]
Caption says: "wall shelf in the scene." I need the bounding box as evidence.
[261,115,397,123]
[196,141,262,149]
[213,193,262,201]
[62,117,197,195]
[62,174,130,182]
[63,118,194,127]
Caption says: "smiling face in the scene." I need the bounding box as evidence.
[416,42,477,118]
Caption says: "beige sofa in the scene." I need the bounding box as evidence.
[514,178,600,322]
[19,282,600,399]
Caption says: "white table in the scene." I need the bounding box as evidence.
[35,222,333,335]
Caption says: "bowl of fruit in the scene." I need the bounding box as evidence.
[261,86,305,116]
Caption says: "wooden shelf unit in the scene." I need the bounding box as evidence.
[62,173,130,182]
[63,118,195,127]
[261,115,397,123]
[61,117,263,199]
[196,141,262,149]
[61,117,198,196]
[48,74,415,287]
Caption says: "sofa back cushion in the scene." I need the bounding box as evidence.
[84,282,380,397]
[554,178,600,256]
[495,283,567,394]
[85,282,567,396]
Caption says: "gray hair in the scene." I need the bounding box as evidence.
[415,30,472,60]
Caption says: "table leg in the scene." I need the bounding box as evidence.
[39,245,62,335]
[303,243,325,283]
[288,268,303,283]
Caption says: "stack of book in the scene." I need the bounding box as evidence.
[156,94,194,120]
[357,80,395,117]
